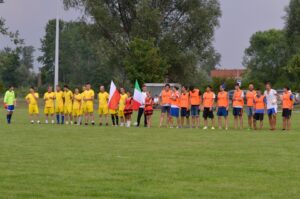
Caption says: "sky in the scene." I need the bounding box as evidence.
[0,0,290,71]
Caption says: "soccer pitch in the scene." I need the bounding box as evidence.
[1,107,300,198]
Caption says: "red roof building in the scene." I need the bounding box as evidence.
[210,69,246,79]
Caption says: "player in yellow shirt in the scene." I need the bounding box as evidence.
[119,88,128,127]
[44,86,55,124]
[63,85,73,125]
[55,85,64,124]
[98,85,109,126]
[25,87,40,124]
[83,83,95,125]
[73,88,82,125]
[79,85,86,125]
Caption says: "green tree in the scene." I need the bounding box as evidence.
[63,0,221,84]
[124,38,169,84]
[0,48,20,87]
[285,0,300,55]
[243,29,289,85]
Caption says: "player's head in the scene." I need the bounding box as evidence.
[206,85,212,92]
[146,91,151,98]
[181,86,187,92]
[248,83,254,91]
[173,86,179,91]
[256,89,261,96]
[189,86,195,92]
[120,87,125,94]
[86,82,91,90]
[47,86,52,92]
[165,84,170,91]
[265,81,271,90]
[284,86,290,92]
[56,85,61,91]
[235,83,240,90]
[142,84,147,92]
[100,85,105,92]
[29,87,35,93]
[63,85,69,91]
[74,88,79,94]
[82,85,86,91]
[220,84,225,91]
[127,91,132,97]
[9,85,14,91]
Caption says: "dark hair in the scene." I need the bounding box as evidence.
[206,85,212,89]
[265,81,271,86]
[284,86,290,91]
[189,86,194,91]
[30,87,35,90]
[235,83,240,87]
[64,85,69,89]
[165,84,170,88]
[174,86,179,90]
[86,82,91,85]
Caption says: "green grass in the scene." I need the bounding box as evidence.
[1,105,300,198]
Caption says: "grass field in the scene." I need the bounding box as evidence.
[1,104,300,198]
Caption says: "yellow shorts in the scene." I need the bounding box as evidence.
[84,104,94,113]
[44,107,54,115]
[98,106,109,115]
[118,109,125,117]
[72,108,81,117]
[109,109,117,114]
[29,104,39,114]
[55,105,64,113]
[64,105,72,114]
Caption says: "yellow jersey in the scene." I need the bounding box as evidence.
[55,91,64,107]
[83,89,95,106]
[73,93,82,109]
[98,91,109,107]
[63,90,73,106]
[44,92,55,108]
[119,93,128,110]
[25,93,39,105]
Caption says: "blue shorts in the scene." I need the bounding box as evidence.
[217,107,228,117]
[246,106,254,117]
[180,108,190,118]
[161,106,170,114]
[233,107,243,116]
[190,105,200,117]
[170,107,179,118]
[7,105,15,111]
[267,108,277,116]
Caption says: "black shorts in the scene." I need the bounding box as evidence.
[180,108,189,118]
[203,107,214,119]
[282,109,292,119]
[161,106,171,113]
[253,113,264,121]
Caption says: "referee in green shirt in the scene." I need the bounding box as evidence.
[3,86,16,124]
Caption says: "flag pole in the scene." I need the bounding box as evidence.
[54,0,60,88]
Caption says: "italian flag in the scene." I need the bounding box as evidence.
[132,80,145,111]
[108,80,120,110]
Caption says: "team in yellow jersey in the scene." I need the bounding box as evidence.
[119,88,128,127]
[55,85,64,124]
[72,88,82,125]
[44,86,55,124]
[25,87,41,124]
[98,85,109,126]
[82,83,95,125]
[63,85,74,125]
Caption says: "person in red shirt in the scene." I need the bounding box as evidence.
[246,84,256,130]
[281,87,294,131]
[124,91,133,128]
[202,85,216,130]
[144,92,154,128]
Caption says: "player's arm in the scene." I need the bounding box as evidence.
[3,91,8,105]
[211,94,216,111]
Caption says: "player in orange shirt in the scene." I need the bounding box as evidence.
[246,84,256,130]
[216,85,229,130]
[281,86,294,131]
[232,83,244,129]
[159,84,172,128]
[170,86,180,128]
[179,86,190,128]
[202,85,216,130]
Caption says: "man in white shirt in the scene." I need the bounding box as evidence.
[264,82,278,131]
[136,85,147,127]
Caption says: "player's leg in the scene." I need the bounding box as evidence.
[136,108,143,127]
[159,107,166,127]
[210,112,215,129]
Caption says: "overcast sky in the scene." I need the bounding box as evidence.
[0,0,290,70]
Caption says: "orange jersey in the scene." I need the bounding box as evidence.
[189,89,201,105]
[233,90,244,107]
[171,91,180,107]
[282,92,294,109]
[180,93,189,108]
[246,90,256,107]
[254,95,265,110]
[217,91,229,107]
[203,91,215,108]
[161,90,172,105]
